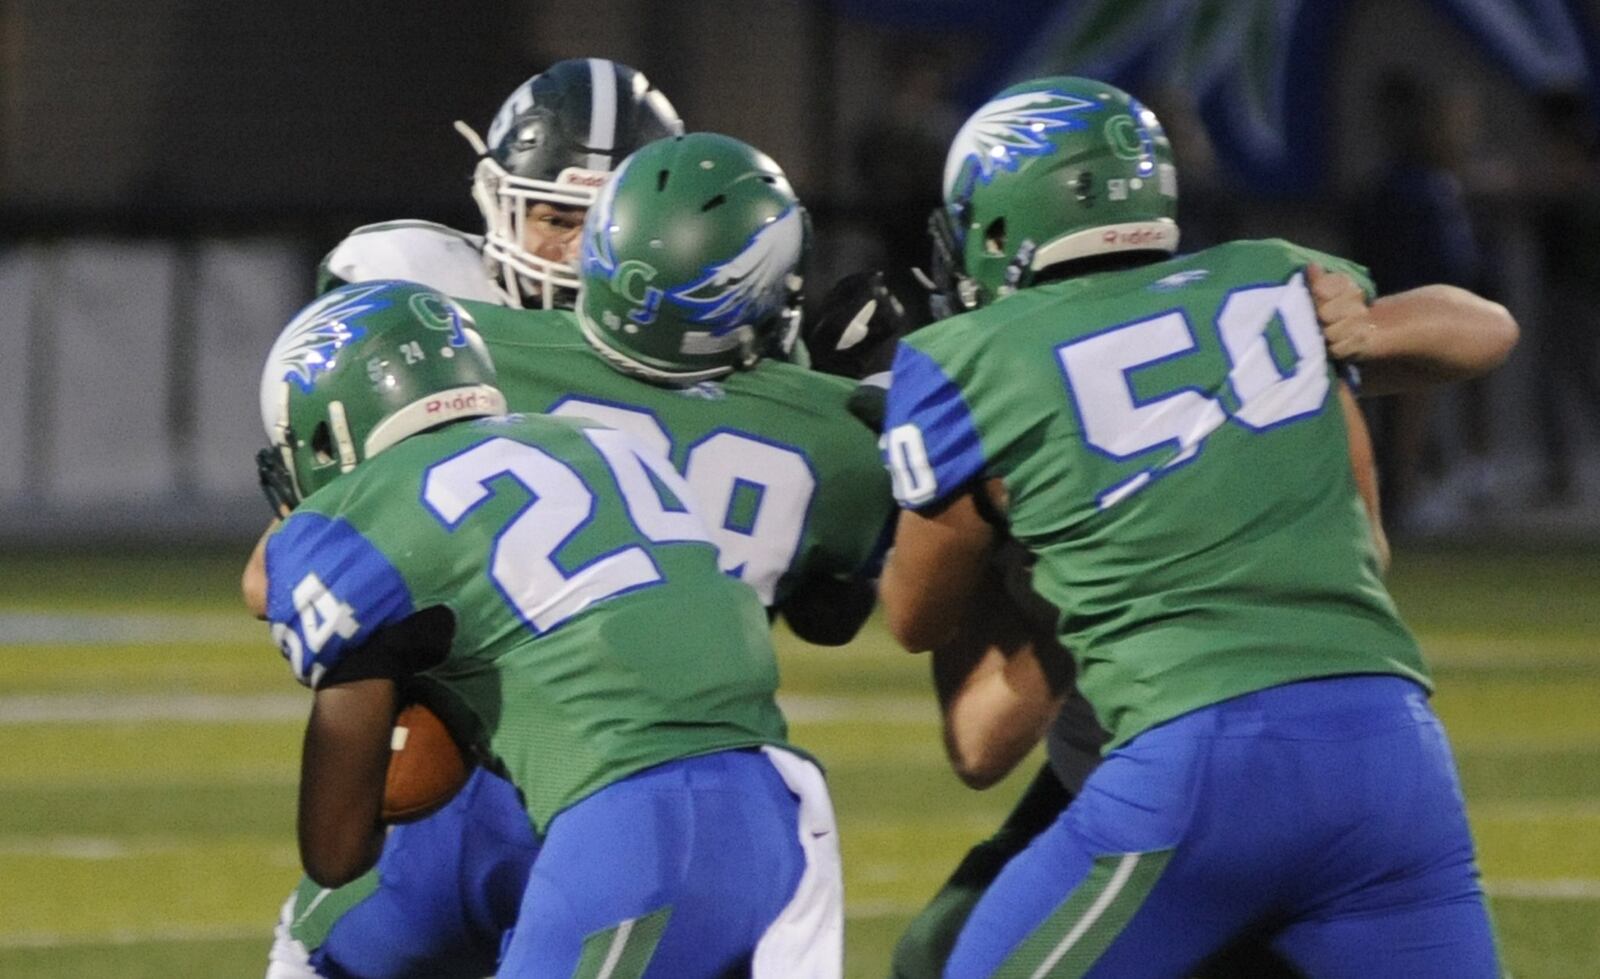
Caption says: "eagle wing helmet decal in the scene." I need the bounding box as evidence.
[942,90,1098,200]
[671,205,805,331]
[267,283,391,393]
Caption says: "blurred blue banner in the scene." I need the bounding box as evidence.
[832,0,1600,194]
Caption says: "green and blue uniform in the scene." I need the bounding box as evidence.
[885,239,1496,977]
[271,229,883,978]
[267,412,835,977]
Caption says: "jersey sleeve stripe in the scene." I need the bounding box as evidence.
[884,343,988,510]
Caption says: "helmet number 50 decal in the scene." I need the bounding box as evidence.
[548,400,812,605]
[1058,272,1328,509]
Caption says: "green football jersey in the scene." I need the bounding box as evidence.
[264,412,788,832]
[459,300,893,609]
[885,238,1428,748]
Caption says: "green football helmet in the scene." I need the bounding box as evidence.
[258,280,507,504]
[932,76,1180,311]
[575,132,808,383]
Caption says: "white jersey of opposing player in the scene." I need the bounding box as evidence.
[318,220,513,305]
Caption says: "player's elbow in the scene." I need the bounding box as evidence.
[301,849,360,889]
[884,603,949,653]
[881,564,958,652]
[300,833,379,890]
[241,562,268,620]
[242,522,276,620]
[943,730,1017,790]
[1479,299,1520,368]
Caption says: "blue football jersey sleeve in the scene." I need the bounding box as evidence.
[265,512,416,688]
[883,342,987,510]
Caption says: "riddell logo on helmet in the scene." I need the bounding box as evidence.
[1102,227,1170,247]
[426,392,491,414]
[558,168,607,188]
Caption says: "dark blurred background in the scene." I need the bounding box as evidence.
[4,0,1600,547]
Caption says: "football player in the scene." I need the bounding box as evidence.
[317,57,683,307]
[879,76,1507,976]
[876,264,1518,979]
[252,132,890,978]
[800,143,1516,979]
[258,278,841,977]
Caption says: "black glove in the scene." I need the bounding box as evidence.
[805,268,936,380]
[845,381,889,434]
[256,446,298,518]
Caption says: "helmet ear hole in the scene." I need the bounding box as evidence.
[701,194,727,212]
[983,218,1007,256]
[657,169,670,192]
[311,421,337,466]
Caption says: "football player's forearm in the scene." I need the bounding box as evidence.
[882,495,996,652]
[298,678,398,888]
[1358,286,1518,395]
[936,638,1061,790]
[1339,384,1391,573]
[931,563,1062,789]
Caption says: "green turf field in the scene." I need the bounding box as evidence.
[0,546,1595,977]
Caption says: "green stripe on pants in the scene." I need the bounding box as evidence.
[572,906,673,979]
[995,849,1173,979]
[286,871,380,951]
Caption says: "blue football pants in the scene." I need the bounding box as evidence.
[300,765,539,979]
[945,675,1499,978]
[498,747,830,978]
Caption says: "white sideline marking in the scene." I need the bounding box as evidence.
[1486,878,1600,900]
[0,692,929,726]
[778,694,931,723]
[0,923,262,950]
[0,836,298,862]
[0,692,307,725]
[1473,800,1600,821]
[0,612,258,646]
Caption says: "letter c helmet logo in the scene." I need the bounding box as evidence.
[613,259,664,325]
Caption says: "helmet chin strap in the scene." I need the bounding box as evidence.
[998,239,1039,300]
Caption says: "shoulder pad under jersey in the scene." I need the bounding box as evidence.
[318,221,510,304]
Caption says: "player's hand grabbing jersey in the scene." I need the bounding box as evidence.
[265,411,788,832]
[886,239,1429,746]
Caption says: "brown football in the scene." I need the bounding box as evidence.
[382,702,472,823]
